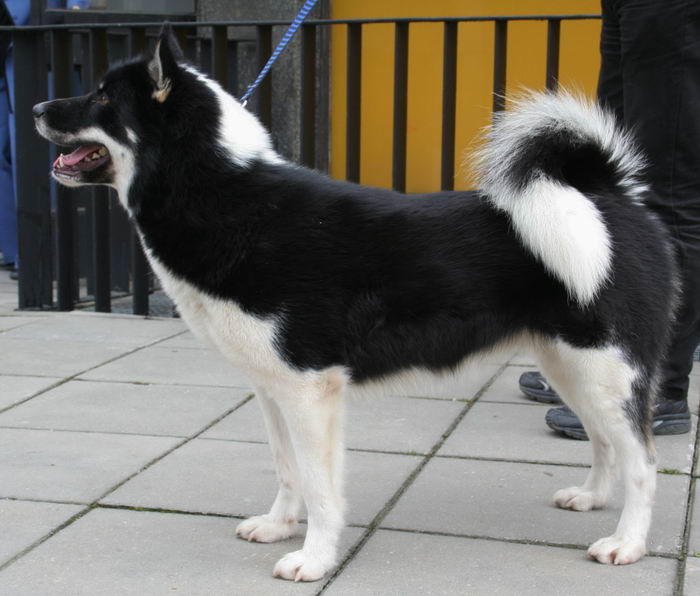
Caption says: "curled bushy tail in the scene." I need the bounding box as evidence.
[473,90,647,306]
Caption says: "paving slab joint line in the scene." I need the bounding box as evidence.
[0,327,189,416]
[0,393,254,573]
[315,362,510,595]
[96,503,248,520]
[672,410,700,595]
[375,525,680,559]
[0,425,189,440]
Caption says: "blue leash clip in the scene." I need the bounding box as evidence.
[240,0,320,107]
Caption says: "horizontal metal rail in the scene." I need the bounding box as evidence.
[0,15,601,31]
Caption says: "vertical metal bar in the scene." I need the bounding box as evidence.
[14,31,51,309]
[228,39,239,95]
[131,228,149,316]
[173,27,188,53]
[492,19,508,115]
[211,25,228,89]
[392,22,408,192]
[128,27,150,316]
[255,25,272,129]
[52,30,75,310]
[300,24,316,168]
[546,19,561,91]
[346,23,362,183]
[129,27,147,56]
[441,21,458,191]
[106,32,131,295]
[90,29,111,312]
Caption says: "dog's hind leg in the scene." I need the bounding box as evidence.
[537,339,656,564]
[269,371,346,582]
[236,388,303,543]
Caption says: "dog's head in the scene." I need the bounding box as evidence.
[34,24,273,205]
[33,26,189,193]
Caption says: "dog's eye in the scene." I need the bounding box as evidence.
[95,93,109,105]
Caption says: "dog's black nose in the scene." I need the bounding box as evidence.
[32,102,48,119]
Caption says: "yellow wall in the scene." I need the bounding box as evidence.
[330,1,601,191]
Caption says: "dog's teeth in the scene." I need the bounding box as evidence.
[58,155,64,168]
[91,152,99,159]
[98,147,107,156]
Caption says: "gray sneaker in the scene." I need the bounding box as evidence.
[518,371,562,404]
[545,400,692,441]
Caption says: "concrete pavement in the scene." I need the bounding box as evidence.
[0,269,698,595]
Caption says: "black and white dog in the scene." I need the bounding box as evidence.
[33,27,677,581]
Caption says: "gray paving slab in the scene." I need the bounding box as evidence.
[102,439,420,525]
[0,499,84,566]
[0,316,42,333]
[0,428,179,502]
[0,380,251,437]
[688,479,700,556]
[685,556,700,595]
[0,337,128,378]
[153,330,205,350]
[440,401,697,473]
[201,394,463,454]
[382,457,687,555]
[509,351,537,366]
[0,312,185,347]
[0,376,62,411]
[691,374,700,414]
[79,345,250,388]
[326,529,676,596]
[0,507,364,596]
[389,363,503,400]
[479,365,540,404]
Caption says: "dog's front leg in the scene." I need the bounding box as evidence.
[236,388,304,543]
[271,377,346,582]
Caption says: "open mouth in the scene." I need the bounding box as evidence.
[52,143,111,177]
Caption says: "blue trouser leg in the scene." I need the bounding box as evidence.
[0,73,15,265]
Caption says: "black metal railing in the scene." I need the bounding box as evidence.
[3,14,600,314]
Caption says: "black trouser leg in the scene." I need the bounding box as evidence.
[598,0,700,402]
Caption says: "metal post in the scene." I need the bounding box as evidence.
[255,25,272,129]
[392,22,408,192]
[346,23,362,183]
[492,19,508,115]
[89,29,111,312]
[14,30,52,309]
[300,24,316,168]
[128,28,150,316]
[211,25,228,89]
[441,21,457,191]
[52,30,75,311]
[546,19,561,91]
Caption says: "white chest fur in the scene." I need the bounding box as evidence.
[144,251,293,383]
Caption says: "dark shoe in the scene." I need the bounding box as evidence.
[519,371,562,404]
[652,399,693,435]
[545,406,589,440]
[546,400,692,441]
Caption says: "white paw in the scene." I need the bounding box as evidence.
[553,486,606,511]
[235,515,297,543]
[272,549,334,582]
[587,535,647,565]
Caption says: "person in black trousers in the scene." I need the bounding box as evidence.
[520,0,700,439]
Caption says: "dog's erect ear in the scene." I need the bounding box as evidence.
[147,23,183,103]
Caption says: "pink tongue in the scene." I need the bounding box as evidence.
[53,144,102,168]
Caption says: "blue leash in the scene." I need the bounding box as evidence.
[240,0,320,107]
